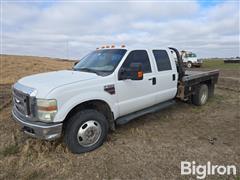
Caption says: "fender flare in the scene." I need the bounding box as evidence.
[53,92,118,122]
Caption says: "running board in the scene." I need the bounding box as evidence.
[116,100,176,125]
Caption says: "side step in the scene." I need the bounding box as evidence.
[116,100,176,125]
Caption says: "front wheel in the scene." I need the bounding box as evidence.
[187,62,192,68]
[64,109,109,153]
[192,84,209,106]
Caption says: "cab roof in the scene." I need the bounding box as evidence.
[95,46,170,52]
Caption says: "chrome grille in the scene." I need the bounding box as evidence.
[13,88,30,116]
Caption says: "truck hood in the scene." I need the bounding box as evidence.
[18,70,99,98]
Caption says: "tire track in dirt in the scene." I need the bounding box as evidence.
[217,76,240,92]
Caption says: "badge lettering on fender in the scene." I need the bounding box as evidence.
[104,84,115,95]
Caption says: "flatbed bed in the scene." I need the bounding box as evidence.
[183,70,219,82]
[177,70,219,100]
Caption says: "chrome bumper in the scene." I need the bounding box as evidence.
[12,110,62,140]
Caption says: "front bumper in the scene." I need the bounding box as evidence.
[12,110,62,140]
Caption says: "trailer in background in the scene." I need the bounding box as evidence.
[224,57,240,63]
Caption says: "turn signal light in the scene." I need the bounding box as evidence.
[137,71,143,78]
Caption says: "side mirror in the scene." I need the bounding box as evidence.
[119,63,143,80]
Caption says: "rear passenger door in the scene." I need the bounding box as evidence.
[152,49,178,103]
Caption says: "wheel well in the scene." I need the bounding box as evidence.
[189,80,214,99]
[64,100,115,130]
[200,80,212,87]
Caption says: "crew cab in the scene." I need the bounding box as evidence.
[12,46,219,153]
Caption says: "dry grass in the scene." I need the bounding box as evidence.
[0,55,239,179]
[0,54,74,84]
[0,143,19,157]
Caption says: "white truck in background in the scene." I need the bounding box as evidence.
[12,46,219,154]
[181,50,202,68]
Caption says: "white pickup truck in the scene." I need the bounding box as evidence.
[12,47,219,153]
[181,51,202,68]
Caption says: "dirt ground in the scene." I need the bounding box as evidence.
[0,55,239,179]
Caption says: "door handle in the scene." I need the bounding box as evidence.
[148,77,156,85]
[172,74,176,81]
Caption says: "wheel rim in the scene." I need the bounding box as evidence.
[200,89,208,104]
[187,63,191,68]
[77,120,102,147]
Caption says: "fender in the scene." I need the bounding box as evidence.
[52,91,118,122]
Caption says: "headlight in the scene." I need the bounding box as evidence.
[37,99,57,122]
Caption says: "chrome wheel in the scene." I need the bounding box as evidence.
[187,62,192,68]
[77,120,102,147]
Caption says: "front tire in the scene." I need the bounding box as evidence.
[187,62,192,68]
[192,84,209,106]
[64,109,109,154]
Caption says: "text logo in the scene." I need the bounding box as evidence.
[181,161,237,179]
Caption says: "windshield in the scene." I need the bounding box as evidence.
[74,49,127,76]
[185,53,197,58]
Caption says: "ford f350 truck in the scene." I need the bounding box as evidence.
[12,47,219,153]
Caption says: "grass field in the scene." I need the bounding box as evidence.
[0,55,239,179]
[0,55,74,84]
[202,59,240,70]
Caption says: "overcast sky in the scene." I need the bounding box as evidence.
[1,0,239,59]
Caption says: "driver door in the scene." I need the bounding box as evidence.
[115,50,156,117]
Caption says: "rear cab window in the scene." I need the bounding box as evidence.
[152,50,172,72]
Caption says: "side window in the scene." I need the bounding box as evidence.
[121,50,152,73]
[152,50,172,71]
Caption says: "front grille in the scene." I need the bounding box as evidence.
[13,88,30,116]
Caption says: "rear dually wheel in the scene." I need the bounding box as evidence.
[192,84,209,106]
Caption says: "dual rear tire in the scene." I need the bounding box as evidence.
[192,84,209,106]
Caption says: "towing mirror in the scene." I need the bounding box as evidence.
[119,63,143,80]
